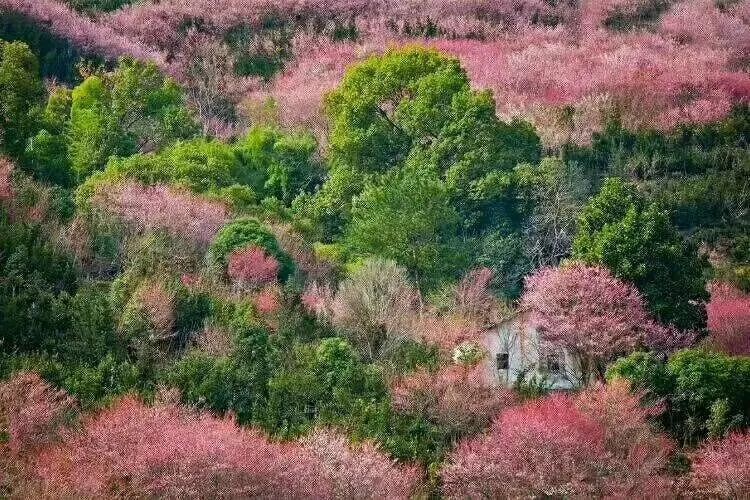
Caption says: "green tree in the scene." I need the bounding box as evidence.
[0,213,78,354]
[68,59,198,180]
[236,127,323,205]
[0,40,45,158]
[608,349,750,445]
[573,178,708,329]
[209,217,295,279]
[262,338,386,437]
[345,165,465,289]
[315,46,540,235]
[166,315,274,425]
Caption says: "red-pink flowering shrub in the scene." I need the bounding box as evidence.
[94,181,229,248]
[32,396,332,498]
[391,365,516,438]
[690,432,750,498]
[442,385,674,498]
[227,245,280,290]
[0,372,76,456]
[136,281,176,338]
[521,263,679,382]
[302,428,423,499]
[0,0,168,66]
[301,281,335,318]
[254,285,282,315]
[707,283,750,356]
[575,380,674,496]
[412,314,485,353]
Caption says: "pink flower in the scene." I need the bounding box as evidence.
[442,384,673,498]
[227,246,280,289]
[0,372,76,456]
[94,181,229,247]
[707,283,750,356]
[690,432,750,497]
[32,396,332,498]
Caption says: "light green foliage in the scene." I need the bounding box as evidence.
[236,126,323,205]
[68,59,199,180]
[608,349,750,444]
[345,165,465,289]
[209,217,295,279]
[316,47,540,237]
[0,40,45,158]
[573,178,708,329]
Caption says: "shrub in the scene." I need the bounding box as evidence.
[391,365,516,440]
[30,396,332,498]
[227,245,280,290]
[706,283,750,356]
[209,217,294,279]
[441,384,673,498]
[0,372,76,455]
[690,432,750,498]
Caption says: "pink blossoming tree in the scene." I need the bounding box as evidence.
[521,263,691,384]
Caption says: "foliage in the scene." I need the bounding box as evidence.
[263,337,386,437]
[209,217,294,279]
[345,165,465,289]
[68,58,198,180]
[0,40,44,159]
[441,383,673,498]
[165,314,273,425]
[0,213,77,354]
[573,177,708,329]
[608,348,750,444]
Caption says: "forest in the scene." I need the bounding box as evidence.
[0,0,749,498]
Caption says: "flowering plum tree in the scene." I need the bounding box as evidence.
[0,372,76,455]
[690,432,750,498]
[32,396,332,498]
[391,365,516,440]
[521,263,689,383]
[302,428,423,499]
[707,283,750,356]
[441,383,673,498]
[93,181,229,248]
[227,245,280,290]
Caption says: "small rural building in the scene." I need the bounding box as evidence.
[481,310,576,390]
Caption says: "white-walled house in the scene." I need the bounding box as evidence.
[481,310,577,390]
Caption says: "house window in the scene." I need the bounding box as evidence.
[544,351,562,373]
[496,352,509,370]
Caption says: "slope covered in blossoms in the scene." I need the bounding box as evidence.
[1,0,749,142]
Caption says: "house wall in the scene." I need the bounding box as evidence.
[482,314,576,391]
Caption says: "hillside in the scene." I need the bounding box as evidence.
[0,1,749,498]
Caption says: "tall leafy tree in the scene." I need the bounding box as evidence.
[0,40,45,159]
[68,58,199,180]
[573,178,708,330]
[345,165,465,289]
[314,46,540,236]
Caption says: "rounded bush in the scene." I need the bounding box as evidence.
[209,217,294,280]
